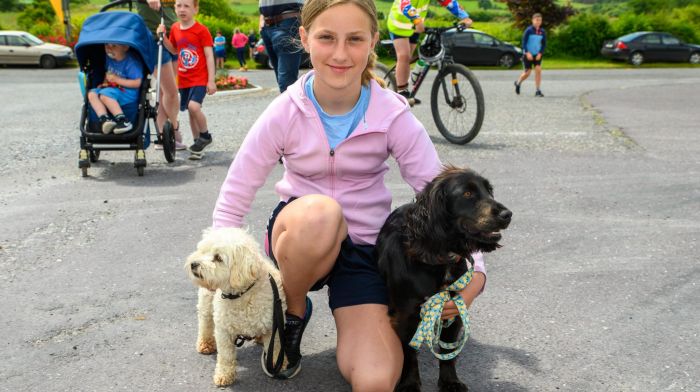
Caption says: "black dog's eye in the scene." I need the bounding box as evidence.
[463,191,472,198]
[213,254,223,263]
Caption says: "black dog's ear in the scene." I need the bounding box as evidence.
[414,177,450,244]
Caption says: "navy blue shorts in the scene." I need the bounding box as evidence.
[523,55,542,69]
[390,32,420,44]
[179,86,206,111]
[265,198,389,311]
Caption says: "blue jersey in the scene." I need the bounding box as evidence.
[106,51,143,103]
[522,25,546,56]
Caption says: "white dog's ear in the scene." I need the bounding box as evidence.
[228,242,259,288]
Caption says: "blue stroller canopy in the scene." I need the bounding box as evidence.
[75,11,155,72]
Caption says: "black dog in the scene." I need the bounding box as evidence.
[376,166,512,392]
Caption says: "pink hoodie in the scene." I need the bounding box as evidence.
[213,71,485,273]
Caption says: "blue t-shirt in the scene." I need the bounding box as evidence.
[214,35,226,53]
[304,75,371,149]
[106,51,143,103]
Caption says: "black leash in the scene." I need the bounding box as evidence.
[265,273,286,377]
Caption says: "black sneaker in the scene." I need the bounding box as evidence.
[262,296,312,379]
[535,90,544,97]
[398,90,421,106]
[514,81,521,95]
[113,117,133,134]
[189,135,212,153]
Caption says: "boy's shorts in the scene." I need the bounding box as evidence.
[389,31,420,44]
[215,50,226,59]
[265,198,389,311]
[91,86,137,106]
[179,86,207,111]
[523,55,542,69]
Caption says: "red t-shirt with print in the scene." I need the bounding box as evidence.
[168,21,213,88]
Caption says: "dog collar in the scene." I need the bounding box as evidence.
[221,280,256,300]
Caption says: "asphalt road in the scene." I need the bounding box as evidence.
[1,66,699,392]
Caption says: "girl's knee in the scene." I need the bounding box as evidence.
[350,370,399,392]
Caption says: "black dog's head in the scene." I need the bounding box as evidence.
[408,165,512,261]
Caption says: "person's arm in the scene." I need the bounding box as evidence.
[399,0,422,24]
[538,29,546,58]
[106,74,142,89]
[146,0,161,11]
[204,46,216,95]
[439,0,470,21]
[259,14,264,32]
[212,97,289,228]
[157,24,177,54]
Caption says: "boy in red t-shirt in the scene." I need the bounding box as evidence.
[159,0,215,159]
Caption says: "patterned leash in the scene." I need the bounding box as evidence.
[409,267,473,360]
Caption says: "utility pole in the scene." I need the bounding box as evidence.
[62,0,71,42]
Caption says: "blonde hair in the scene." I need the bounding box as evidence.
[300,0,384,87]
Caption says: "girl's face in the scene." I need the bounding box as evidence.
[175,0,197,23]
[300,3,378,92]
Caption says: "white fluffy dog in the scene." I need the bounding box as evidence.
[185,227,286,387]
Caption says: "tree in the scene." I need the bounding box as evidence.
[501,0,575,29]
[478,0,493,10]
[0,0,20,12]
[17,0,56,31]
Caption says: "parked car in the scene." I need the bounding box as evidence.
[601,31,700,66]
[441,28,522,68]
[252,39,311,69]
[0,31,74,68]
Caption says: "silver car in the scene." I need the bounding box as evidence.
[0,31,74,68]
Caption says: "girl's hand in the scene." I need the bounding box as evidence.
[439,272,485,320]
[147,0,161,11]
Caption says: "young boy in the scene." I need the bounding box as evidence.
[515,13,546,97]
[158,0,216,160]
[214,30,226,69]
[88,43,143,134]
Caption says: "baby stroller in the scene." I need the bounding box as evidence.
[75,0,176,177]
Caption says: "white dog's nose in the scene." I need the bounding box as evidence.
[191,262,199,270]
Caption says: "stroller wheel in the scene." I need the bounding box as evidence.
[162,120,176,163]
[89,149,100,163]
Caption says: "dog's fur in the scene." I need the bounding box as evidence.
[185,227,286,387]
[376,166,512,392]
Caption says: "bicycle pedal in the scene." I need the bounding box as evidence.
[408,97,422,106]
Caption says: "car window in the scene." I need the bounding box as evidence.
[21,33,43,45]
[639,34,661,44]
[661,35,680,45]
[454,32,474,45]
[473,33,495,45]
[6,35,27,46]
[0,35,6,46]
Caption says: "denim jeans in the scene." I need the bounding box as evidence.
[261,17,303,93]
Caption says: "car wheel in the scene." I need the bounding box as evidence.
[267,58,274,69]
[690,52,700,64]
[40,55,57,69]
[629,52,644,66]
[498,53,515,68]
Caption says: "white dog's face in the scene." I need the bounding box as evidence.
[186,228,261,293]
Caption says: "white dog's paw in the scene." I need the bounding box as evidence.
[213,365,236,386]
[197,338,217,354]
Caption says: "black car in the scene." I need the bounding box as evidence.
[441,28,522,68]
[601,31,700,66]
[252,39,311,69]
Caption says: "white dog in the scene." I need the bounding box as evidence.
[185,227,286,386]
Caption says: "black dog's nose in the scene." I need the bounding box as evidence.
[191,262,199,270]
[498,209,512,222]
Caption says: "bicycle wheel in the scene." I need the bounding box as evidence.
[373,62,397,92]
[430,63,484,145]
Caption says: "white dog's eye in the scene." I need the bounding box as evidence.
[213,254,223,263]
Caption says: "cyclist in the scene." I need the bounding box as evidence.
[387,0,472,100]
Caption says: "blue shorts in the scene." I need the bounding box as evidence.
[265,198,389,311]
[215,50,226,59]
[390,32,420,44]
[179,86,207,111]
[90,86,137,106]
[152,39,176,65]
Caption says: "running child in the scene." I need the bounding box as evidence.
[87,43,143,134]
[158,0,216,159]
[212,0,487,386]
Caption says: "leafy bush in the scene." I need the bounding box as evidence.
[199,0,246,25]
[478,0,493,10]
[502,0,576,29]
[0,0,21,12]
[549,13,613,58]
[17,0,55,30]
[611,12,698,44]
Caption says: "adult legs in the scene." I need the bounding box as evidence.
[517,67,532,85]
[271,195,347,317]
[156,61,181,142]
[335,304,403,392]
[263,18,302,92]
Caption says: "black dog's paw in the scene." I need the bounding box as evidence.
[438,380,468,392]
[396,382,422,392]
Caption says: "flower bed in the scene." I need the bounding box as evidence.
[215,74,252,90]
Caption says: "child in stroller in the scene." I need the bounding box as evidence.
[87,42,143,134]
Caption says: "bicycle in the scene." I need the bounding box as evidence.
[373,24,485,145]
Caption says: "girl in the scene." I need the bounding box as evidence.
[212,0,486,389]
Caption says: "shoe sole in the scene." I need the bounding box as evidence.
[113,127,133,135]
[102,123,116,134]
[188,152,203,160]
[261,350,302,379]
[188,142,212,154]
